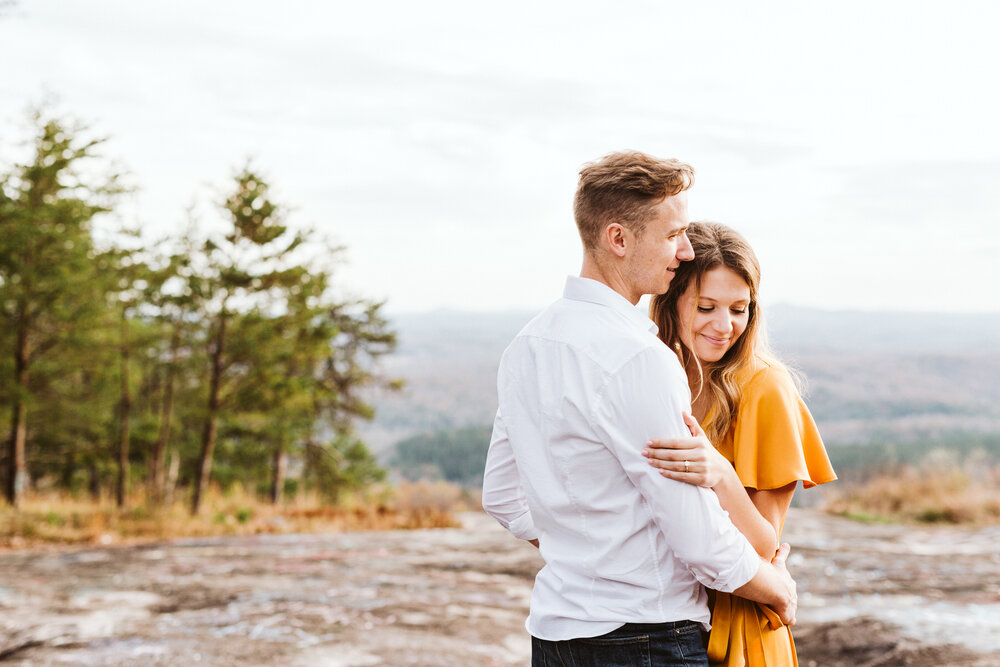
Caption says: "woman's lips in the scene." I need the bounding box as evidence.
[701,334,730,346]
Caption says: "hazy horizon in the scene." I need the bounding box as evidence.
[382,300,1000,317]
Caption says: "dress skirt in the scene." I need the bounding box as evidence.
[707,590,797,667]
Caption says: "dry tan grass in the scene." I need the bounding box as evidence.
[0,481,472,549]
[824,452,1000,524]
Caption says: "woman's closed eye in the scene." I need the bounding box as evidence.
[697,305,747,314]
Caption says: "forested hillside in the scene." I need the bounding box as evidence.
[371,306,1000,486]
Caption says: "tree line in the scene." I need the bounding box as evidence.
[0,111,397,513]
[392,426,491,488]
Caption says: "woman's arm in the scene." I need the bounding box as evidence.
[643,413,794,559]
[716,476,794,560]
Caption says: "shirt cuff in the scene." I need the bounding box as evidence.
[707,539,760,593]
[508,512,538,541]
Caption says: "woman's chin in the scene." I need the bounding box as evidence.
[695,349,728,364]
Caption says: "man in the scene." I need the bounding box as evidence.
[482,151,796,666]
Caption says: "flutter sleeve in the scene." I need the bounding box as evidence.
[730,365,837,490]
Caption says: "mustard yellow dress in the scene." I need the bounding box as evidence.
[705,360,837,667]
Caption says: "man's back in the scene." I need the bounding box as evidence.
[483,277,759,641]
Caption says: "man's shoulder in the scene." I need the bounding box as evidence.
[507,298,667,372]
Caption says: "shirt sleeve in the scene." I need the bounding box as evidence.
[482,408,538,541]
[732,367,838,490]
[593,347,760,593]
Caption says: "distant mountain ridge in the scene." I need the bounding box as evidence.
[360,306,1000,457]
[387,304,1000,354]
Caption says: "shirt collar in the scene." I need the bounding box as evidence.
[563,276,659,335]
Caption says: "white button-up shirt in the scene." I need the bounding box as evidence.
[483,276,760,641]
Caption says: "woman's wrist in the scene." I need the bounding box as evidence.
[711,462,742,492]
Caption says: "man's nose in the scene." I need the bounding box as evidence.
[677,233,694,261]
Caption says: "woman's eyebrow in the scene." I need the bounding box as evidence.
[698,297,750,305]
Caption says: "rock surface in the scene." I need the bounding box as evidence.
[1,509,999,666]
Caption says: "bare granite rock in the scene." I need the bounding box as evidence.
[1,509,998,666]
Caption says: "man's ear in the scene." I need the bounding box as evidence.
[604,222,629,258]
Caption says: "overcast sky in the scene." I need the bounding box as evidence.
[2,0,998,314]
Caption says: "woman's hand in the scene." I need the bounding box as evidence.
[642,412,733,488]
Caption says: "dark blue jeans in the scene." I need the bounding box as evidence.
[531,621,709,667]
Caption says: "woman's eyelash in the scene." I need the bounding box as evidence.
[697,306,747,314]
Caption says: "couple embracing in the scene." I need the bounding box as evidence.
[483,151,836,666]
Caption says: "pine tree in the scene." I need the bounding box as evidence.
[188,166,306,514]
[0,112,123,506]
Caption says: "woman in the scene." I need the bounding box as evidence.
[644,222,836,667]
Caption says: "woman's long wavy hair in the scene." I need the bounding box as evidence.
[650,222,790,445]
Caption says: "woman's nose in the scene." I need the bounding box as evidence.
[711,312,733,333]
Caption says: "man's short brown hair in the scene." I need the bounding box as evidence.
[573,151,695,251]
